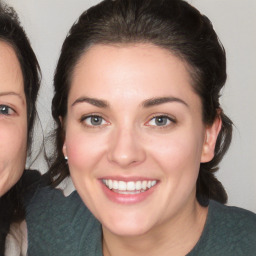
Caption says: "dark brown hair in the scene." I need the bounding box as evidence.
[49,0,232,205]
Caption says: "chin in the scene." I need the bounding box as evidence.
[105,224,150,237]
[101,213,154,237]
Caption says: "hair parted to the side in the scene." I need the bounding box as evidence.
[49,0,232,205]
[0,2,41,253]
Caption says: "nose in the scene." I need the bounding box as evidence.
[107,126,146,168]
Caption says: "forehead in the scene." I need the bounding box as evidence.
[0,41,24,94]
[74,43,191,77]
[70,44,197,102]
[77,44,191,81]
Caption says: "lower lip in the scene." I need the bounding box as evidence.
[100,181,158,204]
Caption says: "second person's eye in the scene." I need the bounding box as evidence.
[0,105,15,116]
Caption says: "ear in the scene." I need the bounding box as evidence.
[201,116,222,163]
[59,116,67,158]
[63,142,67,158]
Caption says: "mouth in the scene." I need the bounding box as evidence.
[102,179,157,194]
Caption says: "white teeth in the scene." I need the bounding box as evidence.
[142,180,147,190]
[108,180,113,189]
[136,181,141,190]
[102,179,157,193]
[118,181,127,191]
[113,180,118,189]
[127,181,135,191]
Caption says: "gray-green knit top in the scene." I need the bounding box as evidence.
[26,186,256,256]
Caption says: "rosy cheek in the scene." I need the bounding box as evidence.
[65,131,106,170]
[66,136,87,168]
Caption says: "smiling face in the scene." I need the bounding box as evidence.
[0,41,27,196]
[63,44,220,237]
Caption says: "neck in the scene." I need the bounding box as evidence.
[102,199,208,256]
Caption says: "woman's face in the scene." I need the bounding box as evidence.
[0,41,27,196]
[64,44,220,236]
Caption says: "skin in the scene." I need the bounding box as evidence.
[63,44,221,255]
[0,41,27,197]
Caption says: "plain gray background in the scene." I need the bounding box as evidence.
[6,0,256,212]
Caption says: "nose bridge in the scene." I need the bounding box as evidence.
[107,123,145,167]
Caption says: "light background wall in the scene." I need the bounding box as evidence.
[6,0,256,212]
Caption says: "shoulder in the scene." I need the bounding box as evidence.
[191,200,256,256]
[211,201,256,254]
[26,176,87,218]
[26,178,102,256]
[209,200,256,233]
[26,180,89,225]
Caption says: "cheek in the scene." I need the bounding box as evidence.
[146,129,204,176]
[0,122,27,162]
[145,131,204,207]
[65,129,107,172]
[0,122,27,195]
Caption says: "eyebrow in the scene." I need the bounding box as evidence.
[0,91,24,103]
[71,96,188,109]
[72,97,109,108]
[142,97,188,108]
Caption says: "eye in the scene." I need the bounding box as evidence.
[0,105,15,116]
[146,115,175,127]
[81,115,108,127]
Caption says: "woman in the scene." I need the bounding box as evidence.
[26,0,256,255]
[0,2,41,255]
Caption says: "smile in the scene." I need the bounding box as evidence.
[102,179,157,194]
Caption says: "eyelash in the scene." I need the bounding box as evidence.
[80,113,176,129]
[0,104,15,116]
